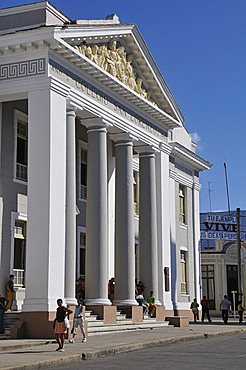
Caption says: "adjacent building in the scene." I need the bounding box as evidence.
[200,211,246,314]
[0,1,211,337]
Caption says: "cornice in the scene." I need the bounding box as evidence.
[50,37,180,130]
[193,182,202,192]
[170,142,212,172]
[175,172,193,188]
[50,76,71,97]
[159,141,172,155]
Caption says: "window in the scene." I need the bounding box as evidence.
[13,220,26,287]
[133,171,139,215]
[15,113,28,182]
[179,185,186,224]
[202,265,215,309]
[80,147,87,200]
[180,250,187,294]
[79,232,86,278]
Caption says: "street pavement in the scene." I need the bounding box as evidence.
[1,319,246,370]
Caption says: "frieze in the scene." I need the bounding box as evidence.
[49,61,167,141]
[0,58,45,81]
[74,41,157,106]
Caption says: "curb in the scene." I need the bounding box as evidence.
[81,328,246,360]
[2,327,246,369]
[0,341,51,353]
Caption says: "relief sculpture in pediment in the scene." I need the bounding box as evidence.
[74,40,156,105]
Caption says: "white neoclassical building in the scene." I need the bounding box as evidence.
[0,1,211,337]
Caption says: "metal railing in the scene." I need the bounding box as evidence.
[13,269,25,287]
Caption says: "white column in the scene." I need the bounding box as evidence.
[169,168,178,309]
[84,118,111,306]
[113,134,137,306]
[156,143,172,309]
[192,182,202,304]
[137,146,160,305]
[64,109,77,305]
[23,88,67,312]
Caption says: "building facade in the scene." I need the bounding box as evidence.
[0,2,211,337]
[200,211,246,314]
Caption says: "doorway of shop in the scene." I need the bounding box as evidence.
[226,265,238,310]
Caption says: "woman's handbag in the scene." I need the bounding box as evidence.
[64,317,70,329]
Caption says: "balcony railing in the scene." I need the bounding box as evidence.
[13,269,25,287]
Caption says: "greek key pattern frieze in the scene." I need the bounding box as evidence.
[0,58,46,81]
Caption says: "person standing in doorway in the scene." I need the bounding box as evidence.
[201,296,212,323]
[220,295,231,324]
[6,274,15,311]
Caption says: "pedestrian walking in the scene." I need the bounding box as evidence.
[190,298,199,322]
[69,299,87,343]
[237,300,244,324]
[201,296,212,323]
[220,295,231,324]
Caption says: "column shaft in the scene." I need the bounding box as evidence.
[85,124,111,305]
[23,89,66,312]
[64,110,77,305]
[114,139,137,306]
[139,151,160,304]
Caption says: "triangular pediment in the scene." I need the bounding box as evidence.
[55,24,184,126]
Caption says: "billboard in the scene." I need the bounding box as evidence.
[200,213,246,242]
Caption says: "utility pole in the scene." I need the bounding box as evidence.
[208,182,212,212]
[237,208,242,298]
[224,163,231,215]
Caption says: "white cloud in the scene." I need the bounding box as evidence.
[190,132,201,146]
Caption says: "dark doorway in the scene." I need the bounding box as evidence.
[226,265,238,310]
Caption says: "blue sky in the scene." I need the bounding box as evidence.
[1,0,246,212]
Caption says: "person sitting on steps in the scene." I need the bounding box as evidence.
[146,290,157,317]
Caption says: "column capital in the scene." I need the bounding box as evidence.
[66,109,76,118]
[109,132,138,146]
[134,144,158,157]
[82,117,107,130]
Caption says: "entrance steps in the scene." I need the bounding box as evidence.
[86,310,170,336]
[0,311,21,340]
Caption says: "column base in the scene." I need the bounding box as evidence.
[113,299,138,306]
[86,305,117,324]
[64,297,77,306]
[156,306,165,321]
[84,298,111,306]
[117,305,143,323]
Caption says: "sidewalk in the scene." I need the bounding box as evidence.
[1,320,246,370]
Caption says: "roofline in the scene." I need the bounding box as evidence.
[0,1,70,24]
[131,26,185,125]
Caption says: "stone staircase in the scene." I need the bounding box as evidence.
[0,311,21,339]
[86,310,170,336]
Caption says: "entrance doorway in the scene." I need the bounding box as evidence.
[226,265,238,310]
